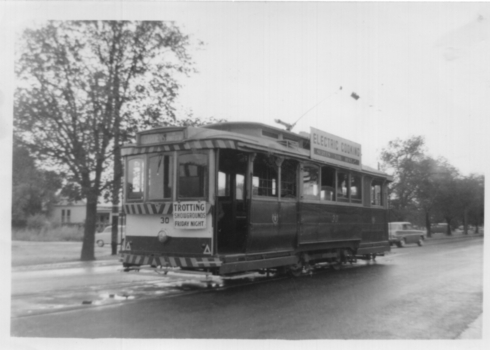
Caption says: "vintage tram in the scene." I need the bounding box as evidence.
[120,122,392,276]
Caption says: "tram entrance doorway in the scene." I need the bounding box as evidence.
[217,149,249,254]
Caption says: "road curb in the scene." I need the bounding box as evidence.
[426,232,484,241]
[12,257,121,272]
[457,314,483,339]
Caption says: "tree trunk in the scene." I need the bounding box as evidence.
[445,217,452,236]
[111,212,119,254]
[111,140,121,255]
[81,191,98,261]
[111,62,122,256]
[463,209,468,235]
[425,210,432,238]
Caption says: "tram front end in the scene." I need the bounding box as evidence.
[120,127,224,275]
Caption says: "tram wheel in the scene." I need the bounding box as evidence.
[288,260,311,277]
[289,263,304,277]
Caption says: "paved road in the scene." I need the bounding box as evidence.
[11,235,483,339]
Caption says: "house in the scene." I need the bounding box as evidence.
[51,199,121,232]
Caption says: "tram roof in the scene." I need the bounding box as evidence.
[128,121,391,180]
[203,121,309,141]
[204,122,390,179]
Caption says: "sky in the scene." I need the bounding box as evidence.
[1,1,490,179]
[171,1,490,176]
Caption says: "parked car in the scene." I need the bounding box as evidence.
[96,225,126,247]
[388,222,426,248]
[431,223,449,234]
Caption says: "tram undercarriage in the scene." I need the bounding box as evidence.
[121,242,388,279]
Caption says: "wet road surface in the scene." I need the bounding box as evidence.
[11,235,483,339]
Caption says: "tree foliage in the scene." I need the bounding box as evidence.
[434,174,484,234]
[380,136,427,215]
[15,21,198,260]
[381,136,484,236]
[12,137,62,227]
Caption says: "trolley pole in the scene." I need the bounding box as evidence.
[111,205,119,255]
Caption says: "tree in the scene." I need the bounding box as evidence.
[429,161,460,235]
[381,136,484,237]
[12,136,62,227]
[15,21,197,260]
[468,175,484,233]
[414,157,459,237]
[413,156,440,237]
[455,175,484,234]
[380,136,427,218]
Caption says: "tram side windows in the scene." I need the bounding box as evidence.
[148,155,173,200]
[303,165,320,200]
[281,159,298,199]
[218,171,231,197]
[371,180,383,206]
[252,154,278,197]
[127,158,145,201]
[178,152,208,199]
[350,174,362,203]
[236,174,245,200]
[337,172,350,202]
[320,166,335,201]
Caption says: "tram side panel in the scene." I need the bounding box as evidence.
[299,203,362,247]
[357,208,390,255]
[356,175,390,254]
[247,199,297,253]
[360,208,389,242]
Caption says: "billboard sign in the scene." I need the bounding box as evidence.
[173,201,207,229]
[310,127,362,169]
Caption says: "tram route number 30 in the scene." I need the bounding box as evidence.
[160,216,170,224]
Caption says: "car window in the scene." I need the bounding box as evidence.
[402,224,413,230]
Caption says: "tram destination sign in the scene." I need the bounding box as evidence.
[140,131,184,145]
[310,127,362,170]
[173,201,207,229]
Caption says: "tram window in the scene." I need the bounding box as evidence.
[178,152,208,199]
[320,166,335,201]
[127,158,145,200]
[148,155,172,200]
[337,172,349,201]
[281,159,297,199]
[252,154,278,197]
[350,174,362,203]
[371,180,383,206]
[218,171,231,197]
[303,165,319,200]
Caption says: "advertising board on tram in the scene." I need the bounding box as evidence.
[173,201,207,229]
[310,127,362,170]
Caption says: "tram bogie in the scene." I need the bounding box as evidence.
[120,122,392,278]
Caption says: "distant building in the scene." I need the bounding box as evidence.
[51,199,120,232]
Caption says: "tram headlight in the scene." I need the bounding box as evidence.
[157,229,170,244]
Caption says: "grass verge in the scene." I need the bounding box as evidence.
[12,226,84,242]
